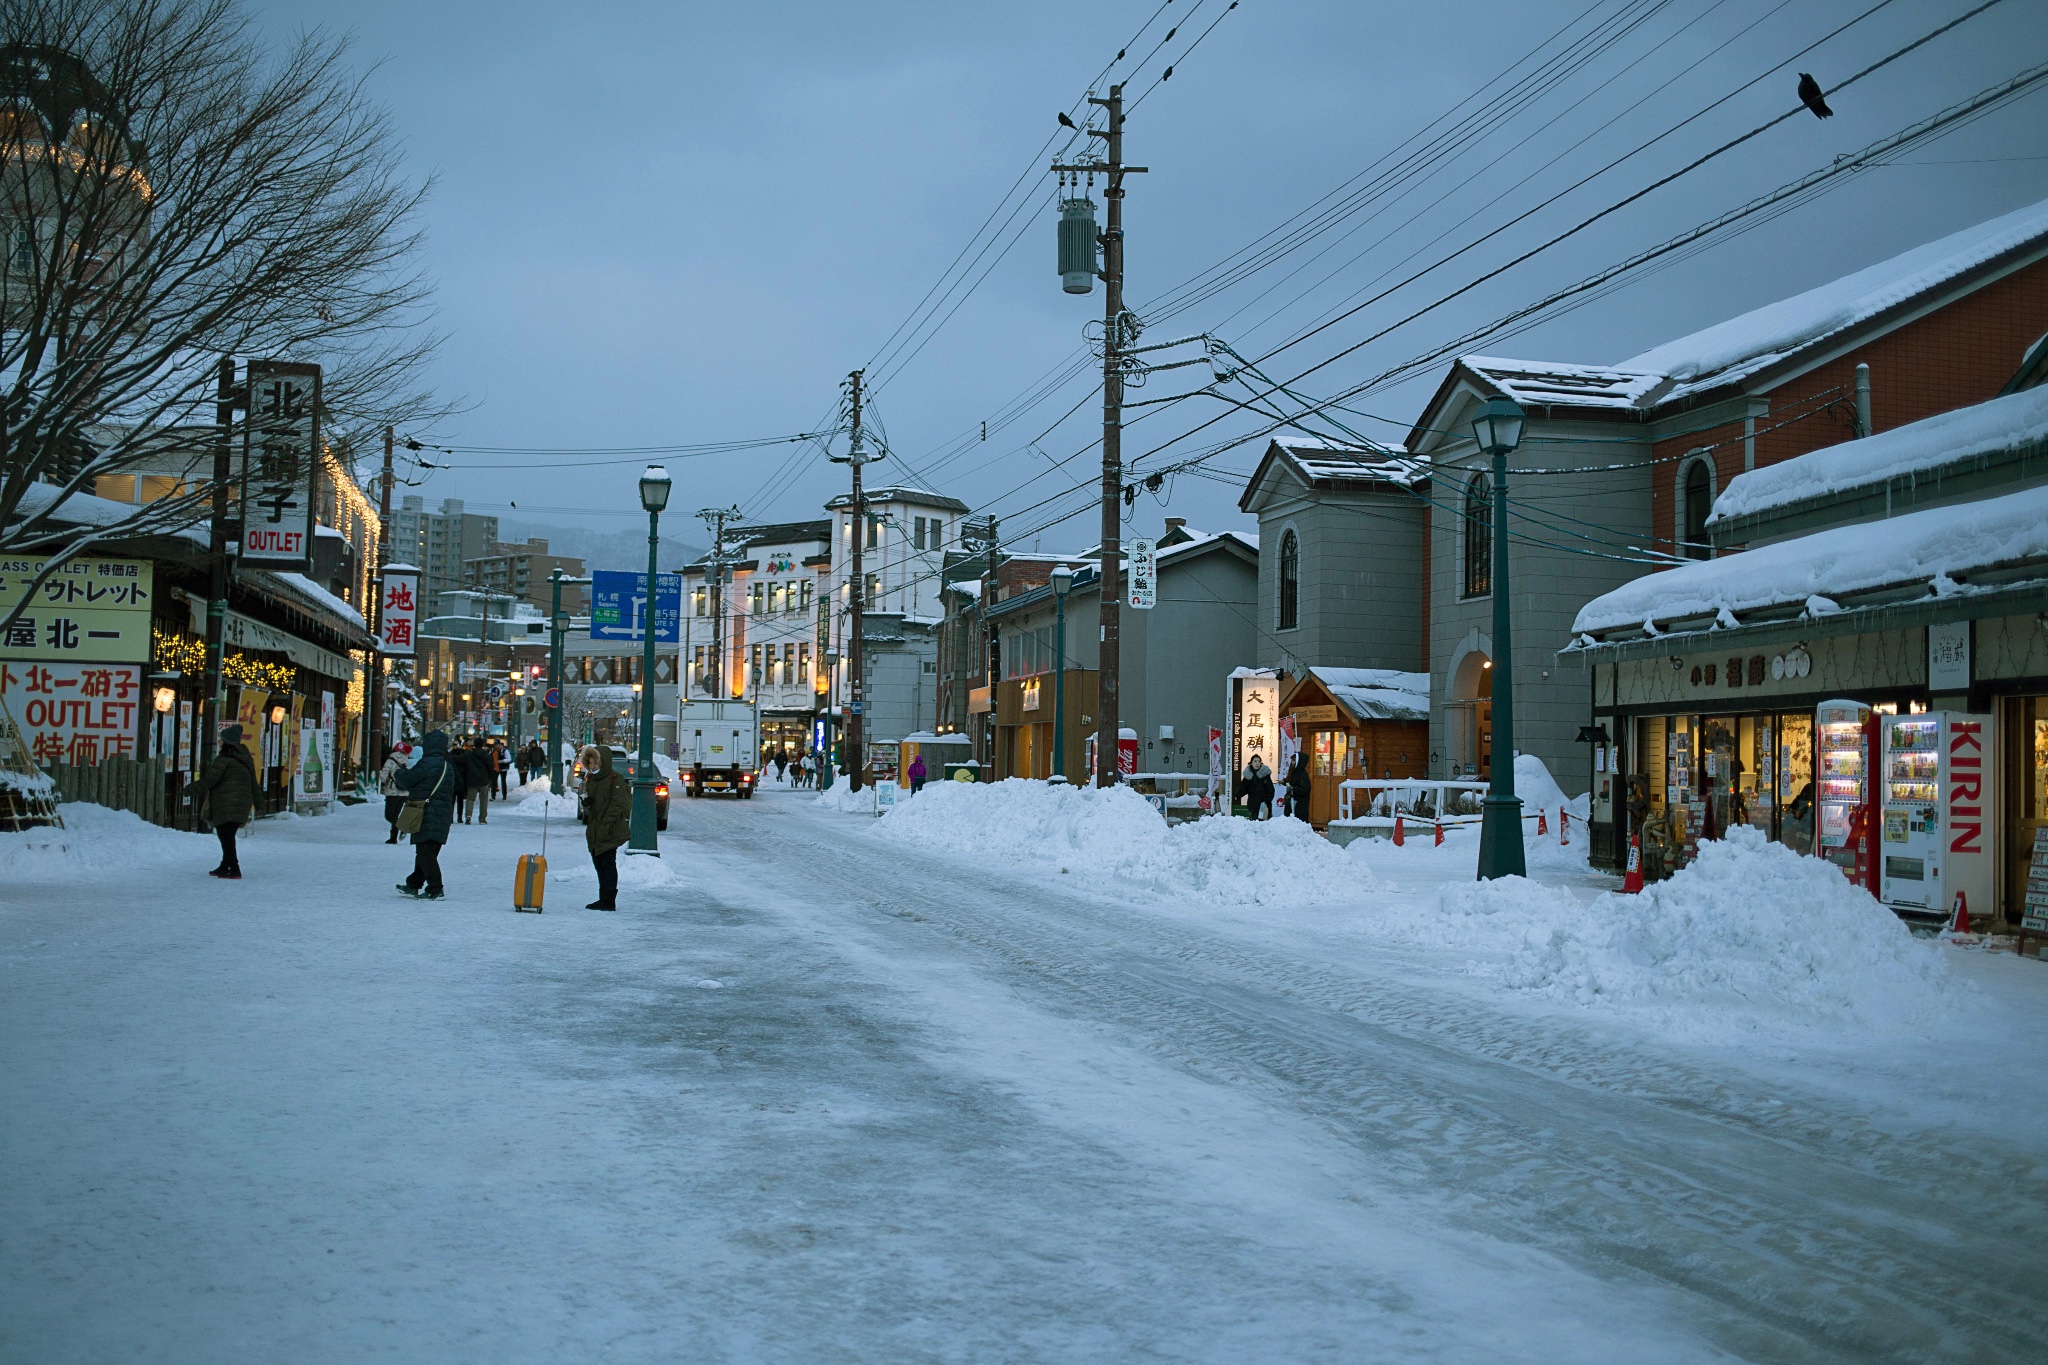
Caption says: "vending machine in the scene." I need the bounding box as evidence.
[1815,700,1879,894]
[1879,711,1995,920]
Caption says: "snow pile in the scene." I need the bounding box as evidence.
[813,780,877,815]
[0,803,212,882]
[873,778,1374,907]
[1432,828,1964,1035]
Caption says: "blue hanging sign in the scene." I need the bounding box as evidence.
[589,570,682,643]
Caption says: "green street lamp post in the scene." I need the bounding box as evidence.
[1473,395,1527,881]
[629,465,672,855]
[1050,563,1073,781]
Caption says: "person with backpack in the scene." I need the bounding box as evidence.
[578,744,631,910]
[377,741,414,844]
[393,730,460,900]
[189,725,259,879]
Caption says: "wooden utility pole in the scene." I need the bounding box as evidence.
[200,357,236,780]
[1054,86,1144,787]
[977,515,999,770]
[832,369,877,791]
[696,505,742,699]
[366,424,395,765]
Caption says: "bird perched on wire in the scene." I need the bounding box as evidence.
[1058,111,1076,129]
[1797,73,1833,119]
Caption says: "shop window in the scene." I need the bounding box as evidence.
[93,473,137,502]
[1681,456,1715,559]
[1278,529,1299,630]
[1462,472,1491,598]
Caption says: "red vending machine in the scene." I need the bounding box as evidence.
[1815,699,1880,895]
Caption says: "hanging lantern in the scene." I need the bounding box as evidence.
[1058,196,1098,295]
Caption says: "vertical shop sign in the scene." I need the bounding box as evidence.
[1127,538,1157,610]
[378,567,418,657]
[1207,726,1224,810]
[1928,622,1970,692]
[239,361,321,570]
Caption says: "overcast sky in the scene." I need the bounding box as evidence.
[251,0,2048,558]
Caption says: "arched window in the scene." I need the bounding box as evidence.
[1462,472,1491,598]
[1278,530,1299,630]
[1682,458,1714,560]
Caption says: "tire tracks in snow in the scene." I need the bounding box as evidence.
[688,798,2048,1364]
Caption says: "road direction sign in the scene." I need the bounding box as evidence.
[589,570,682,643]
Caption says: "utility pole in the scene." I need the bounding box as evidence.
[201,357,236,784]
[1054,86,1145,787]
[831,369,878,792]
[367,425,395,767]
[976,515,998,770]
[697,505,743,699]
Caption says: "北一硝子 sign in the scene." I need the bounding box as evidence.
[0,555,153,662]
[588,570,682,643]
[239,361,321,570]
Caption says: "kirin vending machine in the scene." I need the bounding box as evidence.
[1815,699,1879,894]
[1879,712,1995,921]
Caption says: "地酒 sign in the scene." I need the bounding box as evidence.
[1128,537,1157,610]
[0,555,152,662]
[0,661,144,765]
[377,567,419,657]
[589,570,682,643]
[238,361,321,570]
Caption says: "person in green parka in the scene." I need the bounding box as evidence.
[579,744,631,911]
[189,724,259,879]
[393,730,462,900]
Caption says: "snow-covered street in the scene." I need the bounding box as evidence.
[6,783,2048,1362]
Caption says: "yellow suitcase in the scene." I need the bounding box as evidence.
[514,853,546,912]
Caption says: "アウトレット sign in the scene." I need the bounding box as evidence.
[0,555,153,662]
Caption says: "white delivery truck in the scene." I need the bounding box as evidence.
[680,700,759,799]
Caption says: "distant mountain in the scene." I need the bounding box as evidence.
[500,521,707,575]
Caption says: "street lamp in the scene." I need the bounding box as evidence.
[1050,563,1074,781]
[1472,395,1526,881]
[629,464,672,855]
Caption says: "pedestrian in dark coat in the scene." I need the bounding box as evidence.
[1283,753,1313,823]
[580,744,632,910]
[458,738,494,824]
[377,742,413,843]
[491,739,511,798]
[189,725,259,878]
[1242,754,1275,821]
[394,730,460,899]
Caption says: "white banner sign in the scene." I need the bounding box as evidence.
[1128,537,1157,609]
[0,660,144,766]
[378,568,419,658]
[1928,621,1970,691]
[239,362,321,569]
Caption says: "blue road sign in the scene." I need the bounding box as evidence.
[544,688,560,708]
[589,570,682,643]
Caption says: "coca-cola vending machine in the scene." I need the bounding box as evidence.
[1815,699,1880,895]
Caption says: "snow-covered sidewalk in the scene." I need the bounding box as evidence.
[5,786,2046,1361]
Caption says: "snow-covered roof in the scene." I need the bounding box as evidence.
[1307,667,1430,723]
[270,572,364,628]
[1618,196,2048,401]
[1277,440,1423,486]
[1459,356,1664,411]
[1710,386,2048,524]
[1573,482,2048,637]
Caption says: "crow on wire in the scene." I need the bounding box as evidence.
[1798,72,1834,118]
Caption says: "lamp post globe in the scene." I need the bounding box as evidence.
[629,465,672,855]
[1472,396,1527,881]
[1050,564,1074,781]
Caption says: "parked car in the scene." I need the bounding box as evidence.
[573,744,668,830]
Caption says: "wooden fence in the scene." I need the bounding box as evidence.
[48,757,170,827]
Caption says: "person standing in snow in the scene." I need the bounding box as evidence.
[394,730,459,900]
[1283,753,1312,823]
[579,744,630,910]
[377,742,414,844]
[907,752,927,795]
[1242,754,1274,820]
[491,739,511,798]
[189,724,258,878]
[774,750,789,784]
[458,737,493,824]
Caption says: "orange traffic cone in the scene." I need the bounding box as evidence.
[1622,833,1644,894]
[1393,814,1405,846]
[1950,891,1971,935]
[1559,808,1570,845]
[1536,809,1549,836]
[1434,820,1445,848]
